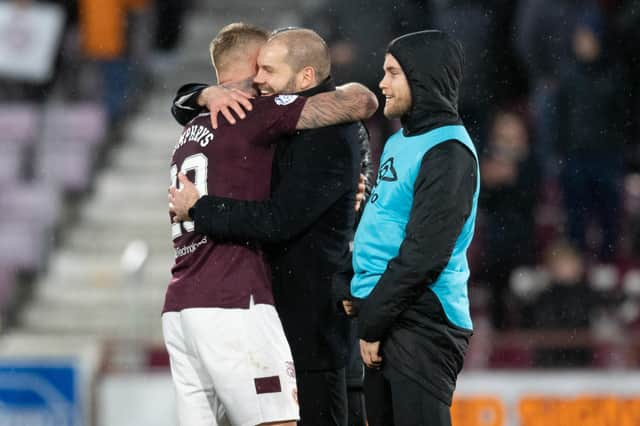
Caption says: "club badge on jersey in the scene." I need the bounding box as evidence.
[274,95,299,106]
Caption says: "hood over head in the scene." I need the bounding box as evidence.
[387,30,464,136]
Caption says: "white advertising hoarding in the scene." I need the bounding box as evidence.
[98,371,640,426]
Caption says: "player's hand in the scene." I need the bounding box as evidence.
[360,339,382,369]
[169,173,202,222]
[199,86,254,129]
[342,300,355,316]
[354,174,366,211]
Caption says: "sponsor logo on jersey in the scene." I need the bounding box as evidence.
[274,95,298,106]
[174,236,208,258]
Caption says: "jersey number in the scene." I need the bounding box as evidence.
[170,153,208,240]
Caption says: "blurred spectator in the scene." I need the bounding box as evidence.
[527,241,598,367]
[514,0,584,182]
[434,0,498,144]
[556,6,625,261]
[623,174,640,258]
[306,0,436,92]
[0,0,70,100]
[612,0,640,171]
[479,110,539,329]
[78,0,149,122]
[489,0,530,107]
[305,0,441,177]
[303,0,402,177]
[150,0,189,74]
[306,0,393,92]
[153,0,187,52]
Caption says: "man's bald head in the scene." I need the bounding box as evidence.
[268,28,331,83]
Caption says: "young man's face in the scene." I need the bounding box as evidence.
[254,40,299,95]
[379,54,412,119]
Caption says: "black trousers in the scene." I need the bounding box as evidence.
[346,320,366,426]
[363,367,451,426]
[297,367,348,426]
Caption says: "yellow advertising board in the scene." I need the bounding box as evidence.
[453,372,640,426]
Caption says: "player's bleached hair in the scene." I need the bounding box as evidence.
[268,28,331,81]
[209,23,268,74]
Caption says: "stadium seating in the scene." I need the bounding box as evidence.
[0,103,39,145]
[0,267,16,314]
[0,102,107,326]
[0,144,22,183]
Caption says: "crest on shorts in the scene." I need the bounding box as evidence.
[274,95,298,106]
[285,361,296,378]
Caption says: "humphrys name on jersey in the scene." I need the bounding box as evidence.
[173,123,214,155]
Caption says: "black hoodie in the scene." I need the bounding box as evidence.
[357,30,477,406]
[388,30,465,135]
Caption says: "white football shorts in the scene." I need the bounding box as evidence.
[162,298,299,426]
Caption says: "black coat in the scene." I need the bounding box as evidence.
[173,79,367,370]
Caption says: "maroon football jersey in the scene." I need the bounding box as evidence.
[163,94,306,313]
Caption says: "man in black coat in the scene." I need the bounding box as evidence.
[169,28,374,426]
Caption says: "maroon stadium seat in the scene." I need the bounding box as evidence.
[0,221,47,272]
[0,145,22,183]
[36,140,94,193]
[0,182,61,230]
[42,103,107,146]
[0,103,40,145]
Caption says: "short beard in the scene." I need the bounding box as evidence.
[278,78,300,95]
[384,100,410,119]
[384,106,402,119]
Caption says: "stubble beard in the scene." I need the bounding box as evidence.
[278,77,300,95]
[259,77,299,96]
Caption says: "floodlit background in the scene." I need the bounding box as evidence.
[0,0,639,425]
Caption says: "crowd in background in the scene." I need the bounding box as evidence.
[2,0,640,368]
[0,0,190,123]
[304,0,640,367]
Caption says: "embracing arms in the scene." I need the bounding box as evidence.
[171,82,378,129]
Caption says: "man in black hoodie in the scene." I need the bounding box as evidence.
[352,30,479,426]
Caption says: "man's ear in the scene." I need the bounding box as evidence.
[298,66,316,90]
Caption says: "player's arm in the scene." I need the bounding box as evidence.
[358,142,477,342]
[171,83,254,128]
[188,130,355,243]
[171,83,209,125]
[295,83,378,129]
[171,82,378,130]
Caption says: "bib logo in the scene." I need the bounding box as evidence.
[370,157,397,204]
[274,95,299,106]
[377,157,398,183]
